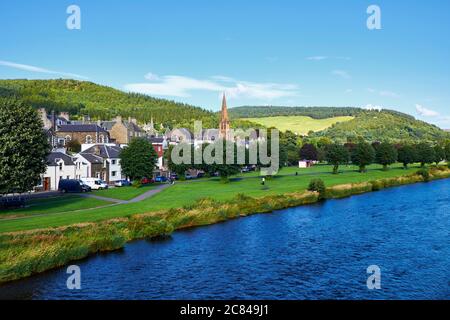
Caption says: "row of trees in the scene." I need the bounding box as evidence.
[314,141,450,174]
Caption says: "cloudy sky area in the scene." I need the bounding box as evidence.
[0,0,449,128]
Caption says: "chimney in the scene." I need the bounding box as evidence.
[131,118,137,124]
[115,116,122,123]
[97,120,102,126]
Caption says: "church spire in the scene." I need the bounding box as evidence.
[219,92,230,140]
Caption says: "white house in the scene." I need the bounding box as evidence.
[39,152,77,191]
[76,144,124,184]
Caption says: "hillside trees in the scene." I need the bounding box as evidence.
[325,144,350,174]
[351,142,376,173]
[375,142,398,170]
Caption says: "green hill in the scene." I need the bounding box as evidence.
[244,115,354,135]
[231,106,449,143]
[0,79,217,128]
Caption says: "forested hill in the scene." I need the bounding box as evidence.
[0,79,217,128]
[310,111,449,143]
[230,105,449,143]
[228,106,364,119]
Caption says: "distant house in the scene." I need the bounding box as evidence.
[39,152,77,191]
[167,128,193,145]
[38,109,70,130]
[55,124,110,146]
[102,116,146,144]
[76,144,123,184]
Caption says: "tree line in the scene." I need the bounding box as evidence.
[297,140,450,174]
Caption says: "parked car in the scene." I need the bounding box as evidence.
[81,178,108,190]
[114,179,131,187]
[58,179,92,193]
[185,173,197,180]
[155,176,168,183]
[170,173,179,180]
[141,177,155,185]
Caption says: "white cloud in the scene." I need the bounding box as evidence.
[0,60,88,79]
[367,88,400,98]
[144,72,160,81]
[306,56,328,61]
[416,104,440,117]
[331,70,351,79]
[124,74,300,100]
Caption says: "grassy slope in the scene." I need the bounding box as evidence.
[244,115,354,134]
[0,196,111,218]
[0,164,424,233]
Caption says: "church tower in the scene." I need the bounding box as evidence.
[219,93,231,140]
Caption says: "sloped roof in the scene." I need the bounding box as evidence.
[57,124,107,133]
[82,144,122,159]
[46,152,75,166]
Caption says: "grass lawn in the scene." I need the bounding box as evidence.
[93,184,162,201]
[244,115,354,134]
[0,163,425,233]
[0,196,112,219]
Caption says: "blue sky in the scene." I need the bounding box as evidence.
[0,0,449,127]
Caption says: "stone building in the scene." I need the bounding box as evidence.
[55,124,110,145]
[101,116,146,144]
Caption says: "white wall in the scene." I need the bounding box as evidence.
[42,160,77,191]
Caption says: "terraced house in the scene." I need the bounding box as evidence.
[55,124,110,146]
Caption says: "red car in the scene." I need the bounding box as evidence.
[141,177,155,185]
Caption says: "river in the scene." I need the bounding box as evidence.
[1,179,449,300]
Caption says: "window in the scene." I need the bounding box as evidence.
[112,171,117,177]
[112,160,116,165]
[59,163,63,171]
[67,176,70,179]
[99,135,105,143]
[85,135,93,144]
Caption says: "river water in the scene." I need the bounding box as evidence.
[1,179,449,300]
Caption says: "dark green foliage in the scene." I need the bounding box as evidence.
[397,144,417,169]
[415,143,436,167]
[325,143,349,174]
[375,142,398,170]
[66,139,81,153]
[433,145,446,165]
[308,179,326,199]
[0,98,50,194]
[351,142,376,173]
[119,138,158,180]
[299,143,318,161]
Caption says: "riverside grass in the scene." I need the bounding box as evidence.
[1,167,450,284]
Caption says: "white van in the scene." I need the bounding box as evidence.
[81,178,109,190]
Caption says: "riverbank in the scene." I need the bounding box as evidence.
[1,166,450,284]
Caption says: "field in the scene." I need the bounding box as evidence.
[0,163,425,233]
[243,116,354,134]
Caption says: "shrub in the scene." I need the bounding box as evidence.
[416,168,430,182]
[308,179,326,199]
[132,180,142,188]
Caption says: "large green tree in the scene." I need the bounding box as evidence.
[119,137,158,181]
[375,142,398,171]
[351,142,376,173]
[433,145,446,165]
[325,143,349,174]
[415,143,436,167]
[0,98,50,194]
[397,144,417,169]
